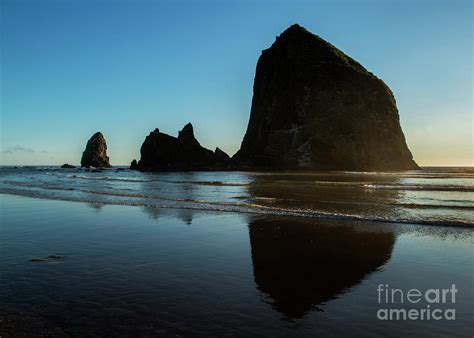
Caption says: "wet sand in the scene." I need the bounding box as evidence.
[0,194,473,337]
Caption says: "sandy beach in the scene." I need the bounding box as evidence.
[1,194,472,337]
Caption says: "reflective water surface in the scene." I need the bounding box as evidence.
[1,194,472,337]
[0,166,473,226]
[249,217,395,319]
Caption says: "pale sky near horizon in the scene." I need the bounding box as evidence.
[1,0,472,166]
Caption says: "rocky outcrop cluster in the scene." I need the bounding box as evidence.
[78,24,416,172]
[131,123,231,171]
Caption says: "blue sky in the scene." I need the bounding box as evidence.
[1,0,472,166]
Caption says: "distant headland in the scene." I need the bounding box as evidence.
[79,24,418,172]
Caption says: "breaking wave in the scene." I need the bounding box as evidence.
[1,185,472,228]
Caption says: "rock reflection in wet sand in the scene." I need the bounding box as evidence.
[248,216,395,319]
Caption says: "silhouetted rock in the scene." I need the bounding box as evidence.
[60,164,75,168]
[29,258,48,263]
[130,159,138,170]
[214,147,230,163]
[81,132,111,168]
[234,24,418,171]
[133,123,231,171]
[29,253,65,263]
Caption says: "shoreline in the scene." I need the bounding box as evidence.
[1,191,472,228]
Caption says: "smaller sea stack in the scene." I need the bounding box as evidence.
[81,132,111,168]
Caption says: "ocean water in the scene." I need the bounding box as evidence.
[0,167,473,336]
[0,166,473,226]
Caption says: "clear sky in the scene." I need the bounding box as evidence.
[1,0,472,166]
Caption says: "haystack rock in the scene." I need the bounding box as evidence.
[234,24,418,171]
[81,132,111,168]
[133,123,231,171]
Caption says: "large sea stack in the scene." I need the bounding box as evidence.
[81,132,111,168]
[133,123,230,171]
[234,24,418,171]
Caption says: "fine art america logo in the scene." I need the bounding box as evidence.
[377,284,457,321]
